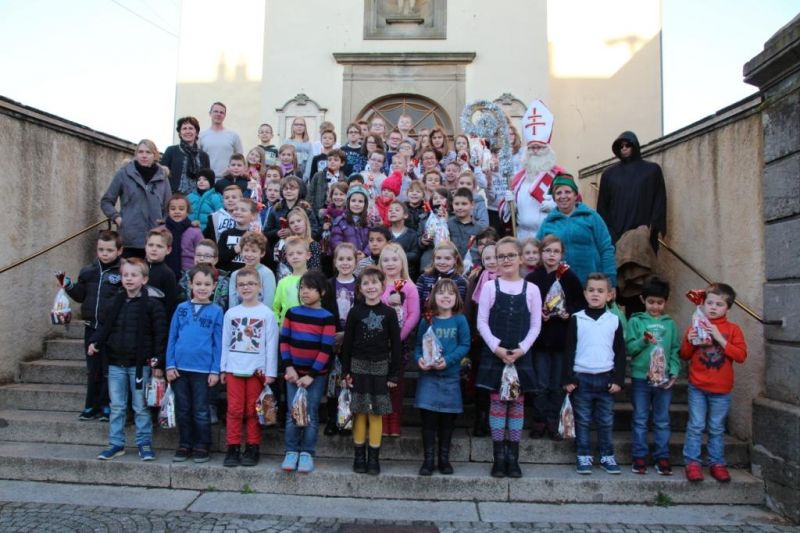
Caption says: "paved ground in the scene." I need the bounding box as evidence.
[0,481,796,532]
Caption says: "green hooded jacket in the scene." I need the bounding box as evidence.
[625,312,680,380]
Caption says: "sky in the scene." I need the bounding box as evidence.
[0,0,798,149]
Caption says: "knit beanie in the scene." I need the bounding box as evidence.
[381,171,403,196]
[346,185,369,204]
[549,173,578,195]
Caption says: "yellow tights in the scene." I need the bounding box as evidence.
[352,413,383,448]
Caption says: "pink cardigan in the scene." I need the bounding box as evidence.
[381,279,420,341]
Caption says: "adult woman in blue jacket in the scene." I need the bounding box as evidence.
[536,175,617,287]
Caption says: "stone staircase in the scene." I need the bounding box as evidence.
[0,331,765,505]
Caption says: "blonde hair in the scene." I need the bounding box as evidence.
[284,235,309,252]
[136,139,160,162]
[289,117,309,141]
[378,243,411,281]
[287,207,312,242]
[424,240,464,276]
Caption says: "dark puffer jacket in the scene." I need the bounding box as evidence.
[90,289,167,387]
[64,258,122,328]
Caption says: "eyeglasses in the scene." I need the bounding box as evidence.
[497,253,519,262]
[237,282,259,288]
[195,254,216,260]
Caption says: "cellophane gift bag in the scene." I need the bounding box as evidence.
[543,263,570,318]
[424,201,450,247]
[420,324,445,367]
[686,289,711,346]
[645,332,669,387]
[499,363,521,401]
[255,384,278,426]
[558,394,576,439]
[145,376,166,407]
[337,388,353,430]
[292,386,309,427]
[158,384,176,429]
[50,272,72,325]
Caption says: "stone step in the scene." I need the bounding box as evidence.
[0,442,764,504]
[0,381,691,431]
[0,383,85,412]
[19,359,85,385]
[44,339,85,361]
[0,409,749,465]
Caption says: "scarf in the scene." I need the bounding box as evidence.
[178,141,202,194]
[471,268,497,304]
[280,162,295,176]
[134,161,158,184]
[374,195,393,226]
[165,217,192,278]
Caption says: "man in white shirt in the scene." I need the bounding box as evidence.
[199,102,243,177]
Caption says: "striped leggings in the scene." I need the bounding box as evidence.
[489,391,525,442]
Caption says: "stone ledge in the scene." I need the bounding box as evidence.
[744,14,800,90]
[0,95,135,153]
[764,343,800,406]
[333,52,476,66]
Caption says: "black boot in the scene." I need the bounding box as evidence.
[490,440,506,478]
[505,441,522,478]
[353,445,367,473]
[324,398,338,436]
[419,428,436,476]
[366,446,381,475]
[438,416,455,475]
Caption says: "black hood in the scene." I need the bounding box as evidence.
[611,131,641,160]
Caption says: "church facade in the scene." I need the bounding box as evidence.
[174,0,662,171]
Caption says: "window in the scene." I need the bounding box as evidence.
[358,94,454,138]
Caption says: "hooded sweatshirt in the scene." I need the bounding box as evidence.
[625,312,680,380]
[597,131,667,249]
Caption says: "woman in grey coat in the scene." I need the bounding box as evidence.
[101,139,171,257]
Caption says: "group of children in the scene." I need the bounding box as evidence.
[60,115,748,483]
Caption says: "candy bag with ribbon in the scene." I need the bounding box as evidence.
[337,388,353,430]
[292,387,309,427]
[499,363,521,401]
[255,383,278,426]
[686,289,711,346]
[51,272,72,325]
[543,263,570,318]
[558,393,576,439]
[158,384,176,429]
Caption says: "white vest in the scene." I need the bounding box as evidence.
[574,310,619,374]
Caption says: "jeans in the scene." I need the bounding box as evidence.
[531,350,564,423]
[108,364,151,447]
[683,383,731,465]
[572,372,615,457]
[171,371,212,450]
[630,377,672,460]
[285,375,327,455]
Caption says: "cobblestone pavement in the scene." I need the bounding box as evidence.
[1,502,797,533]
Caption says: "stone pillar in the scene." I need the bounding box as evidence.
[743,15,800,524]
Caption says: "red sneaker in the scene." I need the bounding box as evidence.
[631,458,647,475]
[685,462,704,482]
[709,464,731,482]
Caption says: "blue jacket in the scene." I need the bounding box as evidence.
[188,189,223,231]
[166,301,224,374]
[537,203,617,287]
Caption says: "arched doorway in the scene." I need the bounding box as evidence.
[357,94,454,138]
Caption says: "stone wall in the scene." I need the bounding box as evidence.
[579,96,765,442]
[0,97,134,383]
[743,15,800,524]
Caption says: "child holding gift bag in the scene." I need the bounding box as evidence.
[476,237,542,479]
[414,278,470,476]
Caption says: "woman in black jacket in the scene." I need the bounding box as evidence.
[161,116,211,194]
